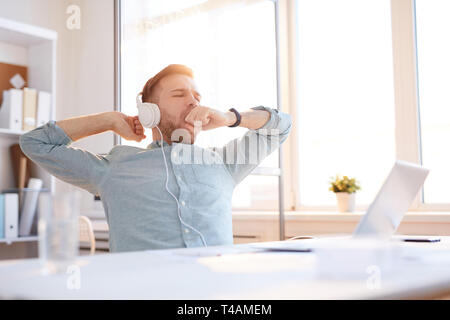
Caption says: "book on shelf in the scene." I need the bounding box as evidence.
[9,143,35,194]
[18,178,43,237]
[22,87,37,131]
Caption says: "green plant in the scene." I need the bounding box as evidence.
[329,175,361,194]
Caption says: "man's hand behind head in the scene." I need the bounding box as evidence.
[113,112,147,142]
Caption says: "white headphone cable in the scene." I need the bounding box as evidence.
[155,126,207,247]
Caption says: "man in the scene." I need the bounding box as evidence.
[20,64,292,252]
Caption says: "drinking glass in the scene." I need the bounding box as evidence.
[38,191,81,274]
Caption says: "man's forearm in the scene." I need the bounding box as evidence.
[56,112,116,142]
[225,109,271,130]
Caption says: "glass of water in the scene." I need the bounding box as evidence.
[38,190,81,275]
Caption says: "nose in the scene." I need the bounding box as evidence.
[188,93,199,108]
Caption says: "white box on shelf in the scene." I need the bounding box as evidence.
[36,91,51,127]
[4,193,19,239]
[0,194,4,238]
[0,89,23,131]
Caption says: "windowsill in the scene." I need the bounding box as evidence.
[86,210,450,233]
[231,210,450,223]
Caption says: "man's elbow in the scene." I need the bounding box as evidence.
[280,112,292,136]
[286,113,292,128]
[19,134,38,160]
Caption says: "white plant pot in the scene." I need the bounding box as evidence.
[335,192,356,213]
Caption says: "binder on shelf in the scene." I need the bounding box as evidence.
[0,89,23,131]
[0,194,4,239]
[22,87,37,131]
[4,192,18,239]
[36,91,51,127]
[18,178,43,237]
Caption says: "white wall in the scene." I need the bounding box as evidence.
[0,0,115,214]
[55,0,115,214]
[0,41,28,65]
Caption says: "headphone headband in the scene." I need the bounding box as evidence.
[136,93,143,105]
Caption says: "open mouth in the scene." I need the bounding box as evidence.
[183,122,195,132]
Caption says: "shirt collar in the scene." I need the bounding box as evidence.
[147,140,170,150]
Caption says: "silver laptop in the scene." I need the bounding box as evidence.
[253,160,430,251]
[352,160,429,239]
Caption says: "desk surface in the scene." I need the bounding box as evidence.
[1,237,450,300]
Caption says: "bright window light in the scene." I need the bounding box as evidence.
[296,0,396,207]
[120,0,279,210]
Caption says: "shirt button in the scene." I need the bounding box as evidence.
[181,201,186,206]
[184,228,190,233]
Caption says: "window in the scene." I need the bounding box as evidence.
[119,0,279,209]
[415,0,450,204]
[295,0,396,207]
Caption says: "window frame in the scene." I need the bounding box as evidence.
[281,0,450,212]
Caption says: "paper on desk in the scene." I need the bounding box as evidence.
[146,246,258,265]
[148,246,315,273]
[173,245,262,257]
[148,245,260,258]
[399,245,450,266]
[197,252,315,274]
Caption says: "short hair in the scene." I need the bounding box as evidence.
[141,64,194,103]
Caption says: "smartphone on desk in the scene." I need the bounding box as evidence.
[400,235,441,243]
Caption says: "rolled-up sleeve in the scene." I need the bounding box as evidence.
[19,120,110,195]
[215,106,292,185]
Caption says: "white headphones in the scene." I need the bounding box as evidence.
[136,93,161,128]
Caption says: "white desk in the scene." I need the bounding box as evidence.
[1,237,450,300]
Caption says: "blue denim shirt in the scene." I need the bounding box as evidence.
[19,106,291,252]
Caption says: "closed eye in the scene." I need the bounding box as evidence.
[171,88,201,101]
[173,94,200,102]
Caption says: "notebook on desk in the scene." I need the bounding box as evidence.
[254,161,434,252]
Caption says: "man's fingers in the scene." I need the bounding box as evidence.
[186,114,209,126]
[132,117,145,135]
[127,117,136,131]
[133,116,145,129]
[185,112,194,124]
[185,107,209,125]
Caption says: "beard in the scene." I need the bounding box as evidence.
[159,118,195,144]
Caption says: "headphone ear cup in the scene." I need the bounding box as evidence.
[138,102,160,128]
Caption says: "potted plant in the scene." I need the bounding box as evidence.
[329,175,361,213]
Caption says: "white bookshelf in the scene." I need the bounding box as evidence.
[0,17,57,194]
[0,236,38,245]
[0,128,25,136]
[0,18,57,256]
